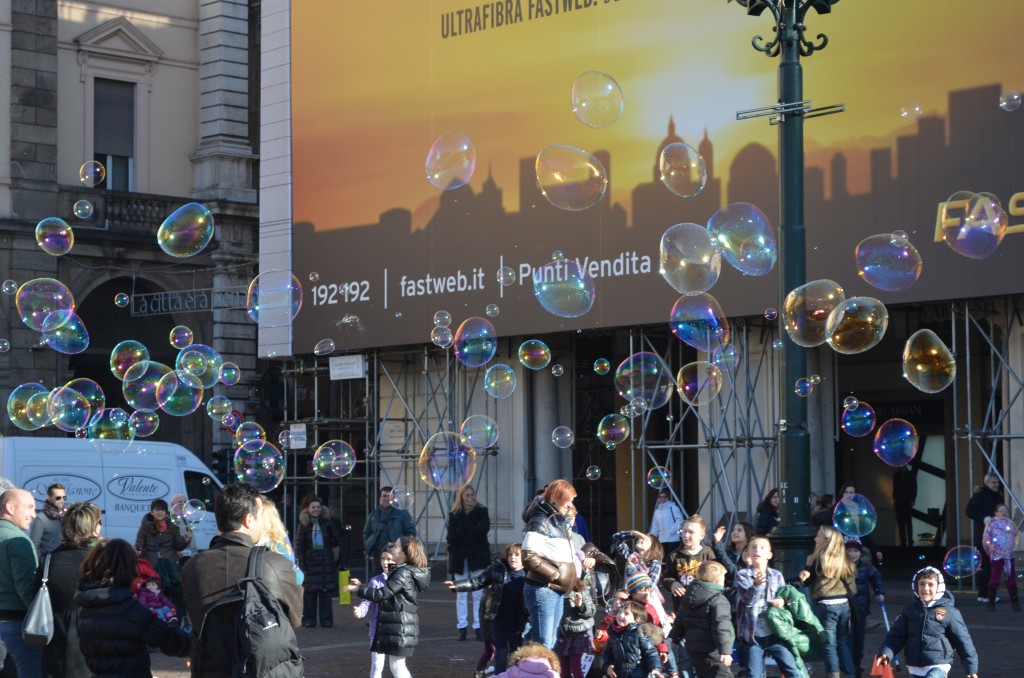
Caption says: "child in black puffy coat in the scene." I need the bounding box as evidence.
[601,600,665,678]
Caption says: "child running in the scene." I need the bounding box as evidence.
[346,536,431,678]
[354,549,396,678]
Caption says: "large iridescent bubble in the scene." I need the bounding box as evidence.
[518,340,552,370]
[647,466,672,489]
[234,421,267,448]
[483,364,517,399]
[676,361,723,406]
[418,431,477,491]
[155,370,204,416]
[88,407,135,453]
[825,297,888,355]
[42,311,89,354]
[942,546,981,579]
[535,145,608,211]
[841,402,876,437]
[110,341,150,381]
[453,317,497,368]
[246,270,303,327]
[614,352,675,410]
[26,391,51,429]
[128,409,160,438]
[940,191,1007,260]
[8,383,49,431]
[313,440,357,479]
[855,233,923,292]
[783,279,845,348]
[659,223,720,295]
[461,415,499,450]
[169,325,193,349]
[596,413,629,449]
[46,386,91,433]
[902,329,955,394]
[983,517,1017,559]
[35,217,74,256]
[832,493,878,538]
[122,361,172,411]
[206,396,233,420]
[707,202,777,276]
[873,418,918,467]
[669,293,730,352]
[65,378,105,416]
[659,143,706,199]
[551,426,575,448]
[425,131,476,190]
[157,203,214,258]
[176,343,223,389]
[233,440,285,492]
[571,71,624,128]
[16,278,75,332]
[532,258,596,318]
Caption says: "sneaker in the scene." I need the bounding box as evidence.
[978,597,989,603]
[994,596,1002,603]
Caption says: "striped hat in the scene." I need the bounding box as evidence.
[625,569,653,594]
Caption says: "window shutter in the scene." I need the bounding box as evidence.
[94,78,135,157]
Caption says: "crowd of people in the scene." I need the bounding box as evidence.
[0,471,1011,677]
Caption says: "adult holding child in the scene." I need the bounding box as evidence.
[447,485,491,641]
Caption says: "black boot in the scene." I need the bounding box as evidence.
[458,627,467,641]
[1011,589,1021,612]
[475,628,482,641]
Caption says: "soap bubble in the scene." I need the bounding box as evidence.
[206,395,233,420]
[110,341,150,381]
[234,421,266,449]
[782,279,845,348]
[114,293,129,308]
[246,270,303,327]
[219,362,241,386]
[73,200,94,220]
[181,499,207,526]
[221,411,242,432]
[65,378,105,416]
[941,191,1007,259]
[157,203,214,258]
[277,430,291,448]
[88,407,135,453]
[128,409,159,438]
[615,352,675,410]
[585,465,601,481]
[2,280,16,294]
[983,518,1017,559]
[772,339,783,350]
[308,272,319,282]
[313,338,336,356]
[518,339,551,370]
[942,546,981,579]
[461,415,499,450]
[647,466,672,490]
[497,267,516,286]
[551,364,564,377]
[233,440,284,492]
[79,160,105,187]
[552,426,575,448]
[711,343,740,371]
[433,310,452,328]
[596,414,629,448]
[832,493,878,538]
[419,431,477,491]
[313,440,356,479]
[42,311,89,354]
[843,396,860,411]
[841,402,876,437]
[677,361,723,406]
[46,386,91,433]
[826,297,888,355]
[593,358,611,376]
[900,102,922,120]
[669,293,730,352]
[629,397,649,415]
[903,329,955,394]
[35,217,74,256]
[535,145,608,211]
[659,143,707,199]
[765,308,778,321]
[855,233,922,292]
[571,71,624,128]
[388,485,414,511]
[16,278,75,331]
[175,344,223,389]
[25,391,51,428]
[425,131,476,190]
[485,303,499,318]
[0,339,8,352]
[156,370,204,417]
[454,317,497,367]
[659,223,720,295]
[873,418,918,467]
[707,202,777,276]
[169,325,193,349]
[483,364,517,399]
[431,326,454,349]
[999,90,1022,112]
[794,378,813,397]
[532,258,596,318]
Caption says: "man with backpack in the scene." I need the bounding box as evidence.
[181,483,303,677]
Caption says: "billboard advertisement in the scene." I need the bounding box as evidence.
[289,0,1024,353]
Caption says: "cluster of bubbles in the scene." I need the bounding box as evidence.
[832,493,878,538]
[15,278,89,355]
[312,440,357,479]
[418,432,477,491]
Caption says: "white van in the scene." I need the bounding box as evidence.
[0,437,222,550]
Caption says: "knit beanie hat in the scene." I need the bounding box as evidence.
[625,568,653,594]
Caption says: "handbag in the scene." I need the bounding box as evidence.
[23,552,53,646]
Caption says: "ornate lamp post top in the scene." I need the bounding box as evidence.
[732,0,841,57]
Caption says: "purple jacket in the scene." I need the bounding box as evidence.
[138,586,176,614]
[493,657,560,678]
[355,571,388,642]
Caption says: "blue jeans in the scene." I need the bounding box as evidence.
[742,635,802,678]
[523,582,564,649]
[0,620,42,678]
[818,601,856,675]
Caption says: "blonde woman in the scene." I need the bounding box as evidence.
[259,498,304,585]
[447,486,491,641]
[799,525,857,678]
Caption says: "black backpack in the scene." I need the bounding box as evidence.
[198,546,303,678]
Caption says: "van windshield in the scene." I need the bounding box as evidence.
[184,471,218,511]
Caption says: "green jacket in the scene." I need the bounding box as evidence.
[0,518,39,613]
[765,585,825,678]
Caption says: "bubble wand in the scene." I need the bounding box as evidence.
[879,601,900,672]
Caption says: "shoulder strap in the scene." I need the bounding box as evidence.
[41,552,51,583]
[245,545,265,581]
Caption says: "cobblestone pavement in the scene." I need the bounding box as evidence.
[152,570,1021,677]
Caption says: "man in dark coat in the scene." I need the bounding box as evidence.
[363,486,417,567]
[965,472,1004,603]
[181,483,303,677]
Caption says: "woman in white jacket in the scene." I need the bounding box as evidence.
[648,491,683,555]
